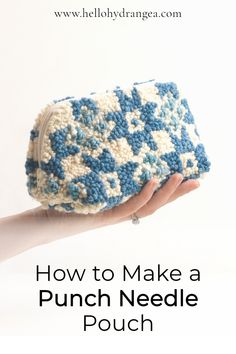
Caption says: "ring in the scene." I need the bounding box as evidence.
[131,213,140,225]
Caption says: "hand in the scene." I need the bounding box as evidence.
[0,174,199,262]
[99,173,199,225]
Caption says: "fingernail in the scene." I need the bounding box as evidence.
[174,173,183,184]
[152,178,159,192]
[178,173,184,180]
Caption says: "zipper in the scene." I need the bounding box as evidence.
[37,97,74,166]
[37,106,55,166]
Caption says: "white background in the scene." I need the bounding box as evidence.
[0,0,235,352]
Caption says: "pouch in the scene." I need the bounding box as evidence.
[25,79,210,213]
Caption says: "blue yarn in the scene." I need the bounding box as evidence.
[61,203,74,211]
[70,98,99,124]
[72,171,108,205]
[139,169,151,182]
[44,178,59,194]
[117,161,140,197]
[169,127,195,154]
[131,118,139,126]
[143,153,158,165]
[25,158,38,175]
[25,79,211,213]
[105,195,123,209]
[161,151,183,173]
[27,175,37,190]
[186,159,194,168]
[30,129,39,141]
[94,121,107,133]
[67,182,80,201]
[155,82,179,99]
[114,87,141,112]
[108,178,116,189]
[40,126,80,179]
[76,127,86,144]
[106,99,164,155]
[195,144,211,173]
[85,137,100,150]
[82,149,116,174]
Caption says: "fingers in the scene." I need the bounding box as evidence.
[98,174,201,226]
[102,178,158,223]
[136,173,183,218]
[167,179,200,203]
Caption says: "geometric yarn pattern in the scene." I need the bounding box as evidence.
[25,79,210,214]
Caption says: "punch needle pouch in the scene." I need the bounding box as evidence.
[25,79,210,214]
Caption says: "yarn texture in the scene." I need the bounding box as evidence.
[25,79,210,214]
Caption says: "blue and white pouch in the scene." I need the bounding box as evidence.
[25,79,210,214]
